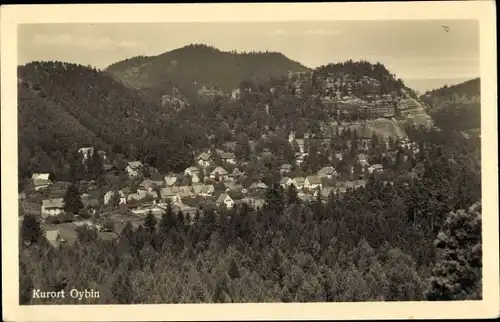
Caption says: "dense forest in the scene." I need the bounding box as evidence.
[420,78,480,132]
[17,61,211,181]
[19,125,482,304]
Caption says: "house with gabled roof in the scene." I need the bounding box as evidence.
[184,166,201,183]
[78,147,94,160]
[280,164,292,174]
[177,185,195,199]
[125,161,144,178]
[32,173,52,191]
[220,152,236,164]
[164,173,178,187]
[304,176,322,190]
[210,166,229,181]
[317,166,337,179]
[160,187,177,201]
[195,152,212,168]
[368,164,383,174]
[280,177,294,188]
[41,198,64,219]
[292,177,306,190]
[137,179,164,198]
[216,193,234,209]
[192,184,215,197]
[104,190,126,205]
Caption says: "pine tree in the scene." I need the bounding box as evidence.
[144,211,157,233]
[426,202,482,300]
[63,184,83,214]
[21,214,44,246]
[286,183,300,205]
[265,183,284,214]
[159,200,174,234]
[68,149,85,183]
[228,258,241,279]
[91,147,105,185]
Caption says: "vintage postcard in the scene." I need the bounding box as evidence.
[1,1,498,321]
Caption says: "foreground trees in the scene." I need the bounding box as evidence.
[426,202,482,300]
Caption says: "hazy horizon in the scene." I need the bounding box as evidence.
[18,20,480,92]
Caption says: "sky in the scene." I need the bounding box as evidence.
[18,20,480,92]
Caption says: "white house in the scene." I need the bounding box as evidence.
[304,176,322,190]
[184,167,201,184]
[195,152,212,168]
[220,152,236,165]
[216,193,235,209]
[103,190,126,205]
[292,177,306,190]
[78,147,94,160]
[41,198,64,219]
[125,161,144,178]
[280,177,294,189]
[210,166,229,181]
[164,174,178,187]
[368,164,384,174]
[31,173,51,191]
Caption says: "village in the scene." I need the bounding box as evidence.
[20,128,420,248]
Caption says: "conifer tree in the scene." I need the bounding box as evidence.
[20,214,44,246]
[286,183,300,205]
[63,184,83,214]
[228,258,241,279]
[144,211,157,233]
[426,202,482,300]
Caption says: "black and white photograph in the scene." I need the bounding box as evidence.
[1,2,498,321]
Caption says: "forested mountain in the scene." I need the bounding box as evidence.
[420,78,480,132]
[18,58,437,182]
[106,44,309,104]
[314,60,412,98]
[18,61,207,180]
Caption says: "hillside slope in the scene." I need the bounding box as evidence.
[420,78,480,132]
[106,44,310,106]
[18,61,202,176]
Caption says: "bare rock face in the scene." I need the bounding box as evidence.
[160,87,188,111]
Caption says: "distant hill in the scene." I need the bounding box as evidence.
[420,78,480,131]
[106,43,310,105]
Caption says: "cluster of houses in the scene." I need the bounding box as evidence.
[25,133,402,220]
[22,127,424,248]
